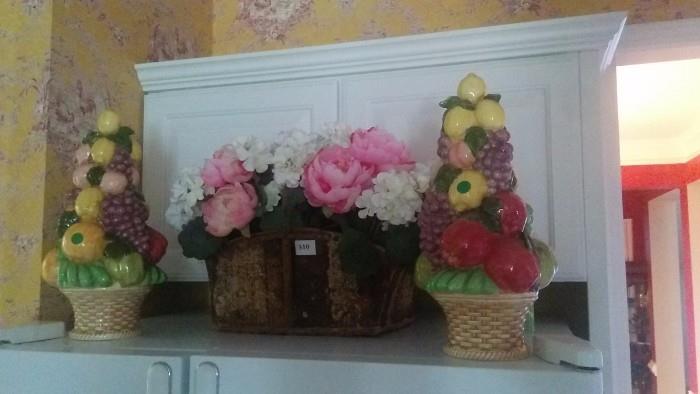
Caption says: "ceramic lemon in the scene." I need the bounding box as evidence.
[443,106,477,141]
[448,170,489,212]
[97,110,120,135]
[75,187,104,222]
[475,99,505,130]
[457,73,486,104]
[91,138,116,165]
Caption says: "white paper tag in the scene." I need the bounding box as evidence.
[294,240,317,256]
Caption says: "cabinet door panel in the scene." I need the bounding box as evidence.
[0,351,185,394]
[189,356,601,394]
[143,80,339,281]
[342,55,586,281]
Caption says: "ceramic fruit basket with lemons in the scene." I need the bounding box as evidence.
[415,73,557,361]
[41,110,168,341]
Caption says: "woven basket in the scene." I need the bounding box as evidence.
[206,228,415,336]
[62,286,151,341]
[432,292,537,361]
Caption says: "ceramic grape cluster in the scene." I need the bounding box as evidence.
[416,73,557,295]
[41,110,168,290]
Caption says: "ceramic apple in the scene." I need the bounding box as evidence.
[440,220,497,268]
[485,192,528,236]
[484,237,540,292]
[532,238,557,288]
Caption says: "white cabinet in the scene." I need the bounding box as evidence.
[136,13,629,393]
[0,315,602,394]
[139,52,586,282]
[0,349,186,394]
[189,356,600,394]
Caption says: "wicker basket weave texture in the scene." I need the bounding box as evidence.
[432,292,537,361]
[208,228,415,336]
[62,286,151,341]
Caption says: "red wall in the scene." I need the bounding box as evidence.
[622,154,700,392]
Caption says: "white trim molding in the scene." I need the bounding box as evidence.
[136,12,626,93]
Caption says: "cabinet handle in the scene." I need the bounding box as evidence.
[195,361,220,394]
[147,361,173,394]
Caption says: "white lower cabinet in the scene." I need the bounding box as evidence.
[0,315,602,394]
[189,356,602,394]
[0,350,186,394]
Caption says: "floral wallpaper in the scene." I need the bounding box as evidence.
[0,0,211,326]
[212,0,700,54]
[0,0,53,328]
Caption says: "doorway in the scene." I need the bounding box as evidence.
[617,18,700,393]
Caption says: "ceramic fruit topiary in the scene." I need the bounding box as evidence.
[416,73,557,360]
[41,110,168,341]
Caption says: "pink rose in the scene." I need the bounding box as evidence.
[348,127,415,174]
[201,145,253,188]
[302,145,374,214]
[202,183,258,236]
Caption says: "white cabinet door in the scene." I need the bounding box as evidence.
[143,80,339,281]
[341,54,586,281]
[189,356,601,394]
[0,351,186,394]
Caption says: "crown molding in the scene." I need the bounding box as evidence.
[136,12,626,93]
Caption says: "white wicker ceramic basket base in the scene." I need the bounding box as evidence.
[61,286,151,341]
[432,292,538,361]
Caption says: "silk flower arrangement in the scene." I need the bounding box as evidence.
[167,125,430,279]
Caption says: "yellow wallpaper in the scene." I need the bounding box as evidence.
[0,0,53,327]
[0,0,211,326]
[212,0,700,54]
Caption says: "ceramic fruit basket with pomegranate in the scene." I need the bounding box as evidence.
[415,73,557,360]
[166,125,430,335]
[41,110,168,341]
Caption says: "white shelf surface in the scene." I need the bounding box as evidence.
[0,314,602,391]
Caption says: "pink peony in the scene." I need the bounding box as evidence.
[202,183,258,236]
[201,145,253,188]
[348,127,414,174]
[302,145,374,214]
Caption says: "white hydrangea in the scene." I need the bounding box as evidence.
[317,122,353,148]
[271,129,321,188]
[412,162,432,194]
[355,166,429,227]
[231,135,274,173]
[263,181,283,212]
[165,167,205,230]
